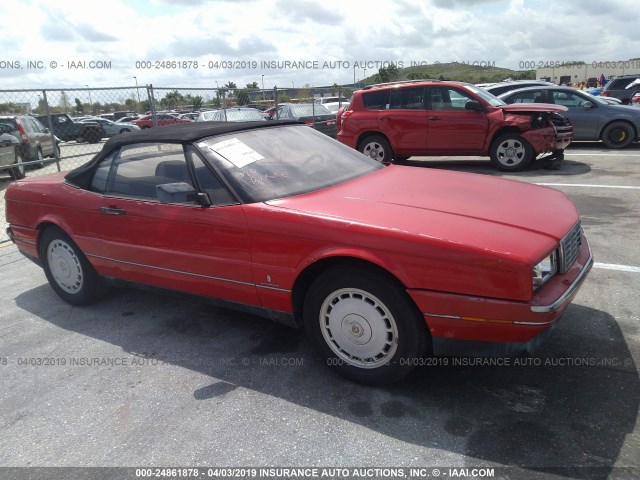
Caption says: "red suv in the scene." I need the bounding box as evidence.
[337,80,573,171]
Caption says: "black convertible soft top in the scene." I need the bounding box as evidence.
[64,120,301,189]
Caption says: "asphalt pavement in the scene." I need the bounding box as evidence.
[0,141,639,479]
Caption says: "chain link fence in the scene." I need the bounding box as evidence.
[0,84,352,242]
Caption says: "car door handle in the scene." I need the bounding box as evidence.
[429,116,442,121]
[100,207,126,215]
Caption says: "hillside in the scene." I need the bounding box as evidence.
[363,62,536,84]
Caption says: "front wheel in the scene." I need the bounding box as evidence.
[489,133,534,172]
[358,135,393,163]
[601,121,634,149]
[303,265,428,385]
[9,149,26,180]
[39,227,106,306]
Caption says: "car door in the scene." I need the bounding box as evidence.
[27,117,54,156]
[377,87,428,154]
[425,86,488,153]
[69,142,259,306]
[0,130,16,167]
[548,90,599,139]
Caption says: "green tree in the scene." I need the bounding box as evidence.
[278,92,291,103]
[246,82,259,89]
[191,95,203,109]
[160,90,184,109]
[236,89,250,105]
[223,82,237,99]
[74,98,84,114]
[298,85,311,101]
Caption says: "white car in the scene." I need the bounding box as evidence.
[323,101,349,114]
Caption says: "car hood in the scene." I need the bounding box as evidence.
[265,166,578,263]
[498,103,568,113]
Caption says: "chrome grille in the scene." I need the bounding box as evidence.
[559,221,582,273]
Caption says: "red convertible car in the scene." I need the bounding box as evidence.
[5,121,593,384]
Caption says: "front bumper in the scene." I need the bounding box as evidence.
[522,125,573,155]
[408,234,593,355]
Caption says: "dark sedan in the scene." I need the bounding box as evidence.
[273,103,337,138]
[499,86,640,148]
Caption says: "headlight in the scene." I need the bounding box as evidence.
[533,250,558,288]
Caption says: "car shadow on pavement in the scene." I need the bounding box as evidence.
[15,286,639,479]
[397,159,592,177]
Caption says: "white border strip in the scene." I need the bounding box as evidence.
[536,183,640,189]
[566,153,640,157]
[594,262,640,273]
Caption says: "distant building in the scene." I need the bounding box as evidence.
[537,60,640,85]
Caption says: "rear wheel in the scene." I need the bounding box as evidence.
[39,227,106,305]
[303,265,428,385]
[489,133,534,171]
[119,128,131,134]
[601,121,634,149]
[358,135,393,163]
[9,149,26,180]
[85,130,101,143]
[35,148,45,169]
[50,142,60,158]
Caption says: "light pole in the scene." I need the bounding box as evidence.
[353,64,356,86]
[85,85,92,114]
[363,69,366,86]
[133,76,141,111]
[261,75,265,101]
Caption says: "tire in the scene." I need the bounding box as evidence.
[85,130,101,143]
[9,148,26,180]
[303,265,428,385]
[489,133,534,172]
[35,148,45,169]
[76,137,84,143]
[601,121,634,149]
[50,142,60,158]
[119,128,131,134]
[39,227,106,306]
[358,135,393,163]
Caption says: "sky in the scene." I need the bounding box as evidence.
[1,0,639,91]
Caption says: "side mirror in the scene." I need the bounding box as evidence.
[465,101,485,112]
[157,182,212,207]
[582,101,594,109]
[43,127,50,133]
[157,182,198,204]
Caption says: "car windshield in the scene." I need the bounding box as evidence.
[216,110,266,122]
[463,85,506,106]
[197,125,383,203]
[290,104,333,117]
[583,93,608,105]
